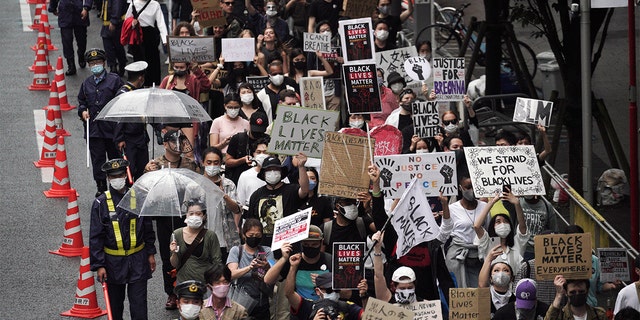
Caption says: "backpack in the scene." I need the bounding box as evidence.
[322,218,367,248]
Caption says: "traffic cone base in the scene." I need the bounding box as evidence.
[50,193,84,257]
[34,108,57,168]
[60,247,107,319]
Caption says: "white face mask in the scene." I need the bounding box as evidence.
[494,223,511,238]
[270,74,284,86]
[394,288,416,304]
[266,9,277,16]
[321,30,332,37]
[376,29,389,41]
[340,204,359,220]
[323,291,340,301]
[254,153,269,167]
[265,170,282,185]
[349,119,364,128]
[444,123,458,133]
[109,177,127,190]
[185,215,203,229]
[491,271,511,287]
[240,93,254,104]
[205,165,221,177]
[390,83,404,94]
[179,303,201,320]
[416,149,428,154]
[226,108,240,119]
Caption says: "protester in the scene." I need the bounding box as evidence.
[479,248,516,318]
[209,94,250,154]
[238,83,265,121]
[236,138,271,209]
[247,0,291,43]
[519,194,557,261]
[614,256,640,315]
[201,264,248,320]
[48,0,90,75]
[224,111,270,184]
[125,0,168,87]
[544,275,607,320]
[257,60,296,120]
[99,0,128,76]
[321,196,376,255]
[493,278,550,320]
[373,19,396,52]
[301,167,334,227]
[370,68,399,127]
[373,0,413,47]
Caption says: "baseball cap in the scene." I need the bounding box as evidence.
[250,111,269,133]
[305,225,323,241]
[391,266,416,284]
[315,272,332,289]
[515,278,537,309]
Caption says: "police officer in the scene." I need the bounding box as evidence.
[89,159,157,320]
[78,48,124,197]
[48,0,92,75]
[173,280,206,320]
[114,61,149,181]
[100,0,127,75]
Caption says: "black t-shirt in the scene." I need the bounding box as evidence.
[225,131,255,184]
[247,183,304,245]
[308,0,342,34]
[302,196,334,228]
[323,216,374,254]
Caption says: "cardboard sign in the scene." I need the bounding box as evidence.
[369,124,402,156]
[339,18,375,65]
[300,77,326,109]
[432,58,466,101]
[534,233,593,280]
[268,105,339,158]
[318,132,374,199]
[332,242,365,290]
[404,56,432,82]
[271,207,311,251]
[197,7,226,29]
[246,76,270,91]
[449,288,491,320]
[167,36,215,63]
[343,64,382,114]
[342,0,378,24]
[190,0,219,10]
[363,298,415,320]
[303,32,331,53]
[376,47,421,92]
[400,300,444,320]
[412,101,441,138]
[464,146,545,197]
[221,38,256,62]
[597,248,630,282]
[513,97,554,127]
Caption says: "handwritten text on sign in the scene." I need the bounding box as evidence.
[513,97,554,127]
[449,288,491,320]
[271,208,311,251]
[300,77,326,109]
[303,32,331,53]
[412,101,441,138]
[534,233,592,280]
[168,36,215,63]
[363,298,415,320]
[221,38,256,62]
[269,106,339,158]
[464,146,545,197]
[401,300,443,320]
[376,47,420,92]
[319,132,374,199]
[432,58,465,101]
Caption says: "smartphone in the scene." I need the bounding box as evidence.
[257,252,267,261]
[502,184,511,193]
[489,236,501,248]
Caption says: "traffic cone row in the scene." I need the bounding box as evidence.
[44,136,77,198]
[34,108,57,168]
[54,57,76,110]
[60,247,108,318]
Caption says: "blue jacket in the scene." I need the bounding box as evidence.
[48,0,92,28]
[77,71,123,139]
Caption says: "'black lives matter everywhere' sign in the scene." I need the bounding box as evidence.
[534,233,592,280]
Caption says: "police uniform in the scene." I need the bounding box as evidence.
[78,48,124,196]
[48,0,92,75]
[100,0,127,75]
[89,159,157,320]
[173,280,206,320]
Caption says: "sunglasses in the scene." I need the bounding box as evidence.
[442,120,457,125]
[222,1,234,5]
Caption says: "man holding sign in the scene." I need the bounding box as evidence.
[545,275,606,320]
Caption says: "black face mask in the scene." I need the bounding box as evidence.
[234,68,246,77]
[174,69,188,77]
[568,293,588,307]
[400,102,412,111]
[245,236,262,248]
[303,245,321,258]
[294,61,307,70]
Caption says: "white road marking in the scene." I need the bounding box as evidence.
[34,109,53,183]
[20,0,35,32]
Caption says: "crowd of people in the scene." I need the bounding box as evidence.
[51,0,639,319]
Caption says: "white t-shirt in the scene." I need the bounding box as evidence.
[614,282,640,315]
[236,168,265,207]
[449,200,490,245]
[126,0,168,44]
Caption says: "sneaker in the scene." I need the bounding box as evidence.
[165,294,178,310]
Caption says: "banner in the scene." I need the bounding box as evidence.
[332,242,365,290]
[464,146,545,197]
[246,76,270,91]
[400,300,444,320]
[404,56,432,82]
[374,152,458,198]
[339,18,375,65]
[412,101,441,138]
[513,97,554,127]
[271,207,311,251]
[534,233,592,280]
[303,32,331,53]
[268,105,339,158]
[221,38,256,62]
[376,47,421,92]
[343,64,382,114]
[597,248,630,282]
[318,132,374,199]
[300,77,326,109]
[167,36,215,63]
[390,178,441,258]
[449,288,491,320]
[432,58,465,101]
[363,298,415,320]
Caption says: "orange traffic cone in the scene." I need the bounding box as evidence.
[30,25,53,72]
[44,136,77,198]
[40,8,58,51]
[60,247,108,318]
[29,39,51,90]
[54,57,76,111]
[27,0,46,6]
[34,108,58,168]
[50,193,85,257]
[45,81,71,136]
[29,2,44,30]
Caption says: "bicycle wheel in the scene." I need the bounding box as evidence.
[501,40,538,79]
[416,24,462,58]
[435,7,458,30]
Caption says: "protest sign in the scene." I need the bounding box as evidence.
[534,233,592,280]
[343,64,382,114]
[597,248,630,282]
[390,178,441,258]
[303,32,331,53]
[191,0,218,8]
[300,77,326,109]
[369,124,402,156]
[319,132,374,199]
[363,298,415,320]
[513,97,554,127]
[332,242,365,290]
[271,207,311,251]
[374,152,458,198]
[400,300,444,320]
[221,38,255,62]
[404,56,432,82]
[167,36,215,63]
[196,7,226,28]
[449,288,491,320]
[246,76,270,91]
[342,0,378,24]
[268,105,339,158]
[412,101,441,138]
[464,146,545,197]
[432,58,466,101]
[376,47,421,92]
[339,18,375,65]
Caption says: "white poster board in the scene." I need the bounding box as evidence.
[376,47,421,92]
[303,32,331,53]
[271,207,312,250]
[221,38,256,62]
[404,56,432,82]
[401,300,444,320]
[300,76,326,109]
[412,101,441,138]
[167,36,215,63]
[513,97,554,127]
[597,248,630,282]
[432,57,466,101]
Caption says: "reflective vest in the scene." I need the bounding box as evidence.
[103,190,145,256]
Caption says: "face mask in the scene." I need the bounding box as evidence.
[270,74,284,86]
[515,307,536,320]
[266,9,277,17]
[173,69,188,77]
[321,31,332,37]
[523,195,535,200]
[491,271,511,287]
[568,293,588,307]
[419,53,432,61]
[416,149,428,154]
[308,180,317,191]
[109,177,126,190]
[179,304,201,320]
[378,5,390,15]
[339,204,359,220]
[265,170,282,185]
[211,284,230,298]
[444,123,458,133]
[234,67,247,77]
[205,165,221,177]
[494,223,511,238]
[349,120,364,129]
[226,108,240,119]
[390,83,404,94]
[303,245,321,258]
[254,153,269,167]
[185,215,203,229]
[323,291,340,302]
[294,61,307,70]
[91,64,104,76]
[462,189,475,201]
[376,29,389,41]
[245,236,262,248]
[240,93,254,104]
[394,288,416,304]
[377,77,385,87]
[400,101,412,111]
